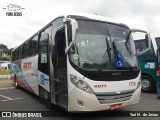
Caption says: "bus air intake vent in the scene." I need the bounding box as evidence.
[96,90,134,104]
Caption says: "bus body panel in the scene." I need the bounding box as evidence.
[68,79,141,111]
[138,55,158,83]
[67,59,141,111]
[84,77,139,93]
[38,70,50,92]
[21,55,39,95]
[11,55,39,95]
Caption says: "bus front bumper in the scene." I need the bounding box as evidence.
[68,86,141,112]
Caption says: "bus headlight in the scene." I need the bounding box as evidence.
[70,74,94,94]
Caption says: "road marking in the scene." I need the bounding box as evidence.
[1,98,23,101]
[0,95,23,102]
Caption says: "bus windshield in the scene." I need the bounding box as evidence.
[69,20,138,71]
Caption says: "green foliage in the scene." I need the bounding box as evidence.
[0,44,8,50]
[0,70,11,75]
[0,44,13,58]
[0,57,10,61]
[8,48,14,55]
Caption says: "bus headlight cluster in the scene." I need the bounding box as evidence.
[70,74,94,94]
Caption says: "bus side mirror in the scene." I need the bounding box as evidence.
[131,29,151,56]
[64,18,78,54]
[136,33,151,56]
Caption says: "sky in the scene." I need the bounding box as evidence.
[0,0,160,48]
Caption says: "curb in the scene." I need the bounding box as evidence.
[0,79,14,89]
[0,75,11,79]
[0,87,15,90]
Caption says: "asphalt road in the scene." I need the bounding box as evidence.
[0,88,160,120]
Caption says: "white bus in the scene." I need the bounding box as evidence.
[11,13,151,112]
[0,61,11,70]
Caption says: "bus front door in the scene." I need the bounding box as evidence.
[54,29,68,109]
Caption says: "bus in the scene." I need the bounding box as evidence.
[134,37,160,93]
[0,61,11,70]
[11,13,151,112]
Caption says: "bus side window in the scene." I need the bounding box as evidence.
[56,30,66,68]
[39,34,49,63]
[30,35,38,56]
[40,41,48,63]
[38,33,49,75]
[23,40,30,58]
[52,17,64,67]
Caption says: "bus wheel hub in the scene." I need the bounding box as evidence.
[142,79,150,90]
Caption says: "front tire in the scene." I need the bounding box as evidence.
[141,76,155,93]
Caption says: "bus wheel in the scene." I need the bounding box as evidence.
[141,76,155,93]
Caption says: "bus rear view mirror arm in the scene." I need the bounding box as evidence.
[65,42,73,54]
[64,18,78,54]
[136,33,151,56]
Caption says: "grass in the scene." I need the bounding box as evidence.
[0,70,11,75]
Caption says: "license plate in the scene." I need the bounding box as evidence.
[110,104,122,110]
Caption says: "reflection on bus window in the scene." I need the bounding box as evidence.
[40,42,47,64]
[134,39,147,53]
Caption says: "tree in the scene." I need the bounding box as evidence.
[0,44,8,50]
[0,44,8,57]
[0,56,10,61]
[0,44,13,61]
[8,48,14,56]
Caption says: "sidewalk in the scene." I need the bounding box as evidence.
[0,79,14,88]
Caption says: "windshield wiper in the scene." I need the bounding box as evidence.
[125,31,132,54]
[112,39,133,72]
[98,37,112,71]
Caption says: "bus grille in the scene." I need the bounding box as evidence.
[96,91,134,104]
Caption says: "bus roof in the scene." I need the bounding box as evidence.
[58,12,128,27]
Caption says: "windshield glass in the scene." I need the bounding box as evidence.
[69,20,138,71]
